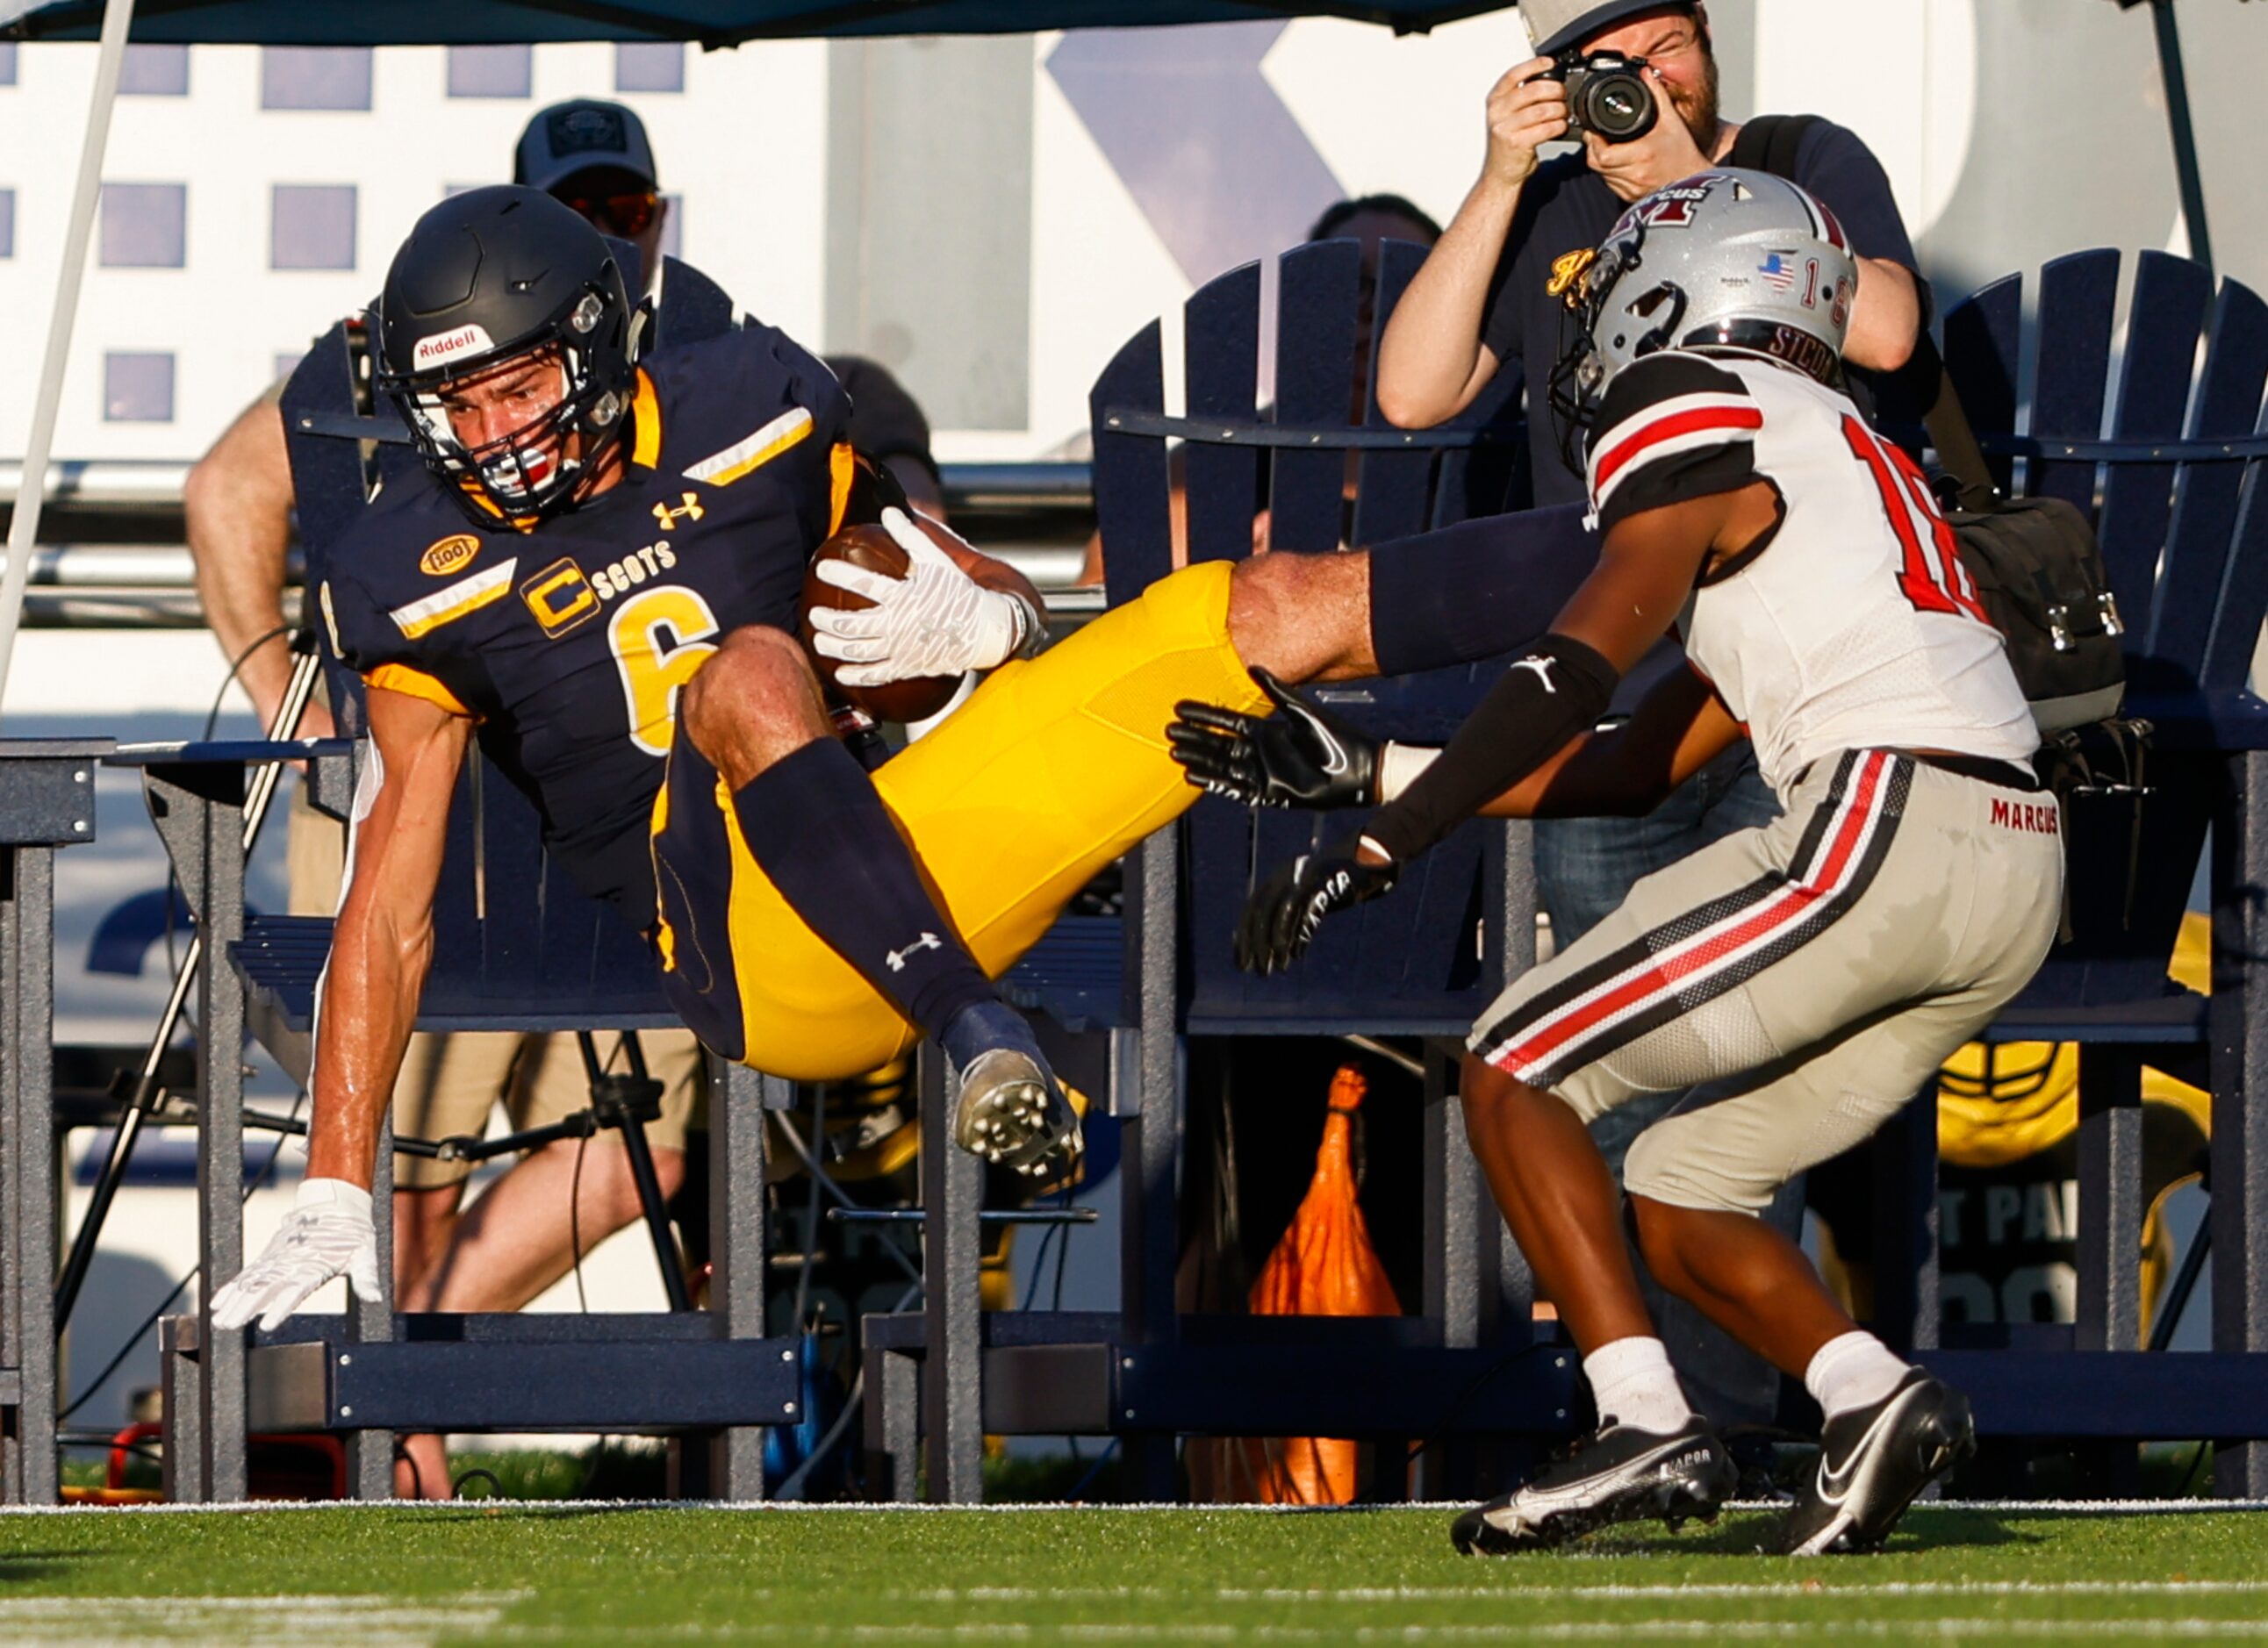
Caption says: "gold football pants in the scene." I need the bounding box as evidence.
[651,561,1264,1080]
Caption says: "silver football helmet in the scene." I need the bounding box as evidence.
[1549,168,1858,461]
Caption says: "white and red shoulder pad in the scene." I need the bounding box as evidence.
[1584,355,1764,535]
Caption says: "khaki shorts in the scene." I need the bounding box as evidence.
[1470,750,2063,1215]
[286,782,704,1189]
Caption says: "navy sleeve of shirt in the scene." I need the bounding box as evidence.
[1792,119,1917,273]
[826,354,940,485]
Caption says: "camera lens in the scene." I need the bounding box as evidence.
[1575,62,1657,144]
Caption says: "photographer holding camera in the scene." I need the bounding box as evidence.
[1380,0,1920,440]
[1375,0,1927,1444]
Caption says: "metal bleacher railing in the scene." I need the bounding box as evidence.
[0,456,1102,627]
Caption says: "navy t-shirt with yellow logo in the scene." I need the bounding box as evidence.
[1478,119,1918,507]
[318,322,851,929]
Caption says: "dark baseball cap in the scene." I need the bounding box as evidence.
[1521,0,1692,57]
[513,99,658,195]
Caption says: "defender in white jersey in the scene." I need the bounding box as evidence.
[1170,170,2062,1555]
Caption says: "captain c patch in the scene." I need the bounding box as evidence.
[520,558,600,637]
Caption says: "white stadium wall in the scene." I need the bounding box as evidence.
[2,4,2261,468]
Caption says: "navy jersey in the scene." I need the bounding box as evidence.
[319,322,852,929]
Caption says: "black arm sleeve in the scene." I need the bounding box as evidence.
[1362,632,1618,864]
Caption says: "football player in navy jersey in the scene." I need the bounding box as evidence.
[1173,172,2058,1554]
[207,185,1609,1339]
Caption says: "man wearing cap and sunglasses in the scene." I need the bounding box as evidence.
[520,99,949,515]
[1373,0,1929,1460]
[183,95,943,1499]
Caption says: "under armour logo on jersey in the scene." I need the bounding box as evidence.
[653,492,705,530]
[1511,656,1560,694]
[886,932,944,972]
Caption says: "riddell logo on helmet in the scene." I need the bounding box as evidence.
[413,324,496,369]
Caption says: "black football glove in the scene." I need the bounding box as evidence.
[1168,668,1381,810]
[1234,835,1400,977]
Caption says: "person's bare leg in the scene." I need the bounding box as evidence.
[405,1138,687,1315]
[1460,1053,1654,1352]
[391,1184,463,1294]
[392,1140,687,1499]
[1629,1194,1859,1378]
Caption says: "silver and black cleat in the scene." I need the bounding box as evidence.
[1778,1371,1976,1555]
[1451,1415,1736,1556]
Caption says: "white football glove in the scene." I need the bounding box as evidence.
[208,1177,383,1332]
[807,507,1035,686]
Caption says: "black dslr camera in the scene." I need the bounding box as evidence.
[1547,49,1658,144]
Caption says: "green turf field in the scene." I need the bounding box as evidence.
[0,1503,2264,1644]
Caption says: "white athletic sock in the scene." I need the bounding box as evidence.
[1583,1336,1693,1435]
[1804,1331,1912,1422]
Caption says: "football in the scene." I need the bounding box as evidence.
[800,520,964,726]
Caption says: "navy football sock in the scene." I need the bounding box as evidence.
[937,999,1046,1077]
[732,737,998,1040]
[1365,503,1597,676]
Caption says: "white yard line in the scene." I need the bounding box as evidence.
[1,1497,2263,1515]
[0,1591,525,1647]
[882,1582,2268,1603]
[588,1629,2268,1644]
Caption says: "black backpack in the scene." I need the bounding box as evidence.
[1731,116,2127,737]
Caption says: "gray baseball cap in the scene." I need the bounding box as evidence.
[1521,0,1690,57]
[513,99,658,195]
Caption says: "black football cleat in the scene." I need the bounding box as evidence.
[1450,1415,1737,1555]
[1778,1371,1975,1555]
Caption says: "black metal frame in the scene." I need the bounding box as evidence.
[0,740,107,1503]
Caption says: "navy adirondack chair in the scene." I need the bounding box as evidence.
[863,239,1585,1504]
[1855,250,2268,1496]
[909,244,2268,1507]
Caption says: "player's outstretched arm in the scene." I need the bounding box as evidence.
[1235,482,1772,975]
[209,683,470,1332]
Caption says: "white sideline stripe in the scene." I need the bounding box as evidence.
[1,1495,2264,1515]
[890,1583,2268,1601]
[1239,1580,2268,1600]
[0,1591,520,1647]
[641,1630,2268,1644]
[0,1594,528,1609]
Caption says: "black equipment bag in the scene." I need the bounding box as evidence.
[1941,493,2125,734]
[1732,116,2127,736]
